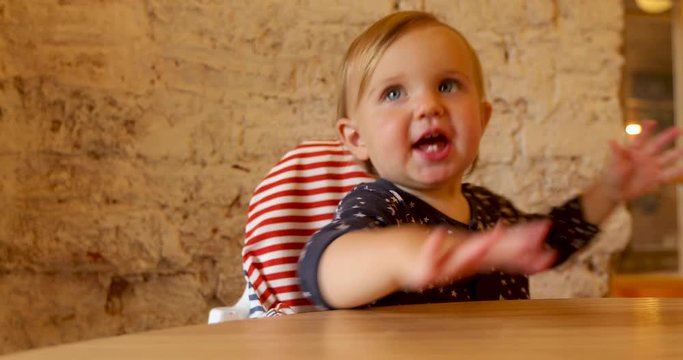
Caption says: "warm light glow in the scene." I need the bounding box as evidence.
[635,0,673,13]
[625,123,643,136]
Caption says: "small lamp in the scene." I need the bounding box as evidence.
[625,123,643,136]
[635,0,673,14]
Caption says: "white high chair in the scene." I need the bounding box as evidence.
[207,286,249,324]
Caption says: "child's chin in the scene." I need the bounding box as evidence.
[416,172,458,187]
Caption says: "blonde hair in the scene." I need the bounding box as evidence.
[337,11,486,120]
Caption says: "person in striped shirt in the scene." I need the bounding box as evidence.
[298,11,683,310]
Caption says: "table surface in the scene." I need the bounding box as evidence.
[4,298,683,359]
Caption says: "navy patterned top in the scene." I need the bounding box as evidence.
[298,178,600,309]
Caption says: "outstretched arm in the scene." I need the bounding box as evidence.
[582,120,683,225]
[316,221,554,309]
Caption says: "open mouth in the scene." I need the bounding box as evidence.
[412,132,450,153]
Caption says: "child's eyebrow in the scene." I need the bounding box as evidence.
[441,69,471,80]
[374,74,404,86]
[366,75,406,95]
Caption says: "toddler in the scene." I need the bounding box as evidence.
[298,11,683,309]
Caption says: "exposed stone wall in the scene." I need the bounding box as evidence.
[0,0,627,354]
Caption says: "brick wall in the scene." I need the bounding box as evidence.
[0,0,628,354]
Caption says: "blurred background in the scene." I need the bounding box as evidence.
[618,0,679,273]
[611,0,683,297]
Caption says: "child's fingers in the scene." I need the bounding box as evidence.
[630,119,657,148]
[643,126,682,156]
[657,147,683,168]
[609,140,631,162]
[608,140,632,174]
[439,223,502,279]
[524,250,557,274]
[658,165,683,184]
[421,226,449,261]
[410,226,450,288]
[507,219,552,248]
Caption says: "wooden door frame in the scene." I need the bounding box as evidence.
[674,0,683,274]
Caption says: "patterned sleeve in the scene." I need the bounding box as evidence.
[476,186,600,266]
[297,184,396,309]
[542,197,600,265]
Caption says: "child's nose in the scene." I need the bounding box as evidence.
[415,91,445,119]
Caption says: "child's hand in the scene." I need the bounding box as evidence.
[477,220,556,274]
[404,220,555,291]
[603,120,683,202]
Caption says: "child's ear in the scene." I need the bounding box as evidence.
[480,101,492,129]
[337,118,369,161]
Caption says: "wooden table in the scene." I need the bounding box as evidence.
[4,298,683,359]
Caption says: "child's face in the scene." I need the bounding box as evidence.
[339,25,492,190]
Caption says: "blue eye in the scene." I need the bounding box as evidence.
[383,87,403,101]
[439,79,459,93]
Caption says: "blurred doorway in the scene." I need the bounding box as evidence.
[617,0,681,274]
